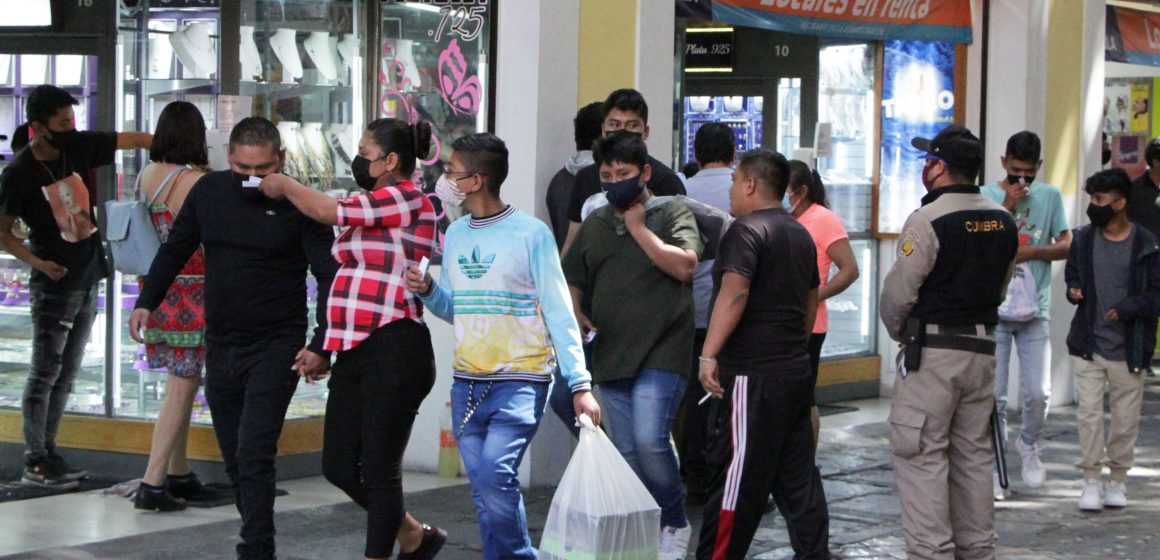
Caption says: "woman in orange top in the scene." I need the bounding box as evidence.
[786,160,860,446]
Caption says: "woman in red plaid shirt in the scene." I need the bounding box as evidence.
[259,119,444,560]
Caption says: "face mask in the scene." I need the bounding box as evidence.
[45,128,80,151]
[606,129,644,141]
[1086,202,1116,228]
[921,161,942,190]
[1006,174,1035,187]
[601,175,644,210]
[1103,148,1112,166]
[351,155,384,190]
[232,171,268,199]
[784,189,801,214]
[434,173,466,207]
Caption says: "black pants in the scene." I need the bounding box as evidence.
[204,335,302,560]
[806,332,826,407]
[696,370,830,560]
[323,319,435,559]
[680,329,711,495]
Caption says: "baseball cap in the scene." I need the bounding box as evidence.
[912,125,983,172]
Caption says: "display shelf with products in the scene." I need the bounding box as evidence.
[817,43,875,237]
[98,0,370,424]
[820,238,876,359]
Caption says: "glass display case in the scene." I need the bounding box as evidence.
[0,0,495,424]
[103,0,370,423]
[820,238,876,359]
[817,42,874,237]
[816,42,876,359]
[0,54,107,415]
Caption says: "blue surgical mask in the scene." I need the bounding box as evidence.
[601,175,644,210]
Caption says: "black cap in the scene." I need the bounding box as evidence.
[912,125,983,171]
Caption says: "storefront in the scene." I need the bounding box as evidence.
[0,0,497,475]
[674,0,972,401]
[1105,2,1160,176]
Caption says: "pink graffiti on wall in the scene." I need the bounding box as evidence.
[437,38,482,116]
[379,39,443,167]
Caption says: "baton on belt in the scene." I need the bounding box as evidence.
[991,402,1009,490]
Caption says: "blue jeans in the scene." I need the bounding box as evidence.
[23,287,98,460]
[599,368,689,528]
[547,368,581,439]
[452,380,548,560]
[994,318,1051,445]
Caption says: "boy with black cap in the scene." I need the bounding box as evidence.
[880,125,1018,559]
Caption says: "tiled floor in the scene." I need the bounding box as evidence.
[0,471,467,558]
[0,398,891,559]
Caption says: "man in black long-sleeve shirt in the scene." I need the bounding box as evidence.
[131,117,337,560]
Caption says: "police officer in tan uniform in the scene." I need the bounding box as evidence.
[880,125,1018,560]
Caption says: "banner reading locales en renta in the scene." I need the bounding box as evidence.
[706,0,973,44]
[1106,5,1160,68]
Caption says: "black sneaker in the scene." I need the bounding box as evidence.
[21,458,80,490]
[166,472,216,502]
[134,482,187,512]
[47,452,88,481]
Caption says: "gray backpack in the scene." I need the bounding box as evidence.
[104,166,188,275]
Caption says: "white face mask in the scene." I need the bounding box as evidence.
[434,173,466,207]
[783,189,800,214]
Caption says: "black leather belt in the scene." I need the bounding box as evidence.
[929,324,995,336]
[924,333,996,355]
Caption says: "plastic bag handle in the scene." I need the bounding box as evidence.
[578,413,597,432]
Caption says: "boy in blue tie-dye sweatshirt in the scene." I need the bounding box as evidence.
[406,133,600,559]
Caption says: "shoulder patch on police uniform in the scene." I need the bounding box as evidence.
[900,228,918,257]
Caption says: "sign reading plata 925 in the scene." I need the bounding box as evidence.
[685,30,734,72]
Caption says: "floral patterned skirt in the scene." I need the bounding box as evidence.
[140,274,206,378]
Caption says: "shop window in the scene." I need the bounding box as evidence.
[776,77,800,155]
[106,0,374,423]
[821,238,876,359]
[817,43,874,237]
[378,1,496,259]
[1104,78,1153,177]
[0,54,100,415]
[680,96,763,168]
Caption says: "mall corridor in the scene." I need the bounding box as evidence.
[1,387,1157,559]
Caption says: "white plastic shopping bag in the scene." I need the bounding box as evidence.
[998,262,1038,322]
[540,414,661,560]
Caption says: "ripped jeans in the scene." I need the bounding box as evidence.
[23,287,98,461]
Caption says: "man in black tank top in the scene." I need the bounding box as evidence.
[880,125,1018,559]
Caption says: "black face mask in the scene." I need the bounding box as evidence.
[44,128,81,151]
[607,130,644,141]
[1006,174,1035,187]
[1103,148,1112,166]
[350,156,382,190]
[232,171,269,200]
[1086,202,1116,228]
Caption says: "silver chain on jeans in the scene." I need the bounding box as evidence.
[456,381,494,439]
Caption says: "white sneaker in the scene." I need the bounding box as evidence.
[1079,478,1103,511]
[1104,480,1128,508]
[993,471,1009,501]
[659,525,691,559]
[1017,439,1046,488]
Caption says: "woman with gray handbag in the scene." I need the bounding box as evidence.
[130,101,212,512]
